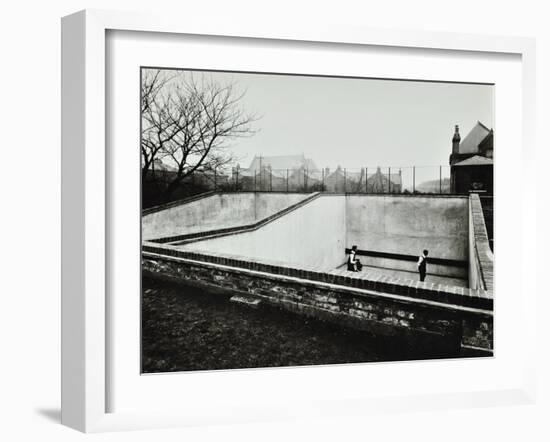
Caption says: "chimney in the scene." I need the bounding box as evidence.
[452,125,461,154]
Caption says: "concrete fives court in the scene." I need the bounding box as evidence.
[144,192,471,287]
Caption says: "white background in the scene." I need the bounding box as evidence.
[0,0,548,441]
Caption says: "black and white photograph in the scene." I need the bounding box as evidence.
[140,67,494,373]
[4,0,549,438]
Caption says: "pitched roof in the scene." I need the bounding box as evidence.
[325,168,402,185]
[370,173,402,185]
[453,155,494,167]
[248,154,319,171]
[367,167,402,185]
[459,121,492,154]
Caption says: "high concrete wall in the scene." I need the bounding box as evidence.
[253,193,309,219]
[145,193,470,279]
[346,195,469,261]
[142,192,310,240]
[181,195,346,271]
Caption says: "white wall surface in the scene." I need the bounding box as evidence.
[0,1,548,442]
[346,195,469,260]
[183,195,346,270]
[142,192,308,239]
[182,194,468,271]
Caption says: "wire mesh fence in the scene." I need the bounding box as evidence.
[143,164,456,208]
[144,165,453,198]
[221,166,452,194]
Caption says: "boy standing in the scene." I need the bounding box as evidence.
[417,249,429,282]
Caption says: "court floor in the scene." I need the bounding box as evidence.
[333,263,468,288]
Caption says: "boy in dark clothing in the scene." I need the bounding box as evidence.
[417,249,429,281]
[347,245,363,272]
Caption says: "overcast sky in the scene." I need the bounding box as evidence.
[159,69,494,171]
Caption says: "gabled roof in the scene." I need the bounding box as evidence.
[370,173,402,185]
[325,168,360,179]
[248,154,319,171]
[325,168,402,185]
[304,158,318,171]
[453,155,494,167]
[459,121,492,155]
[368,167,402,185]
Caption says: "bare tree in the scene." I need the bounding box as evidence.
[141,69,258,195]
[140,69,176,180]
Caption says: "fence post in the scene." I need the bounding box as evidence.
[413,166,415,193]
[439,165,442,194]
[286,169,289,192]
[399,168,402,194]
[214,166,217,191]
[344,168,347,193]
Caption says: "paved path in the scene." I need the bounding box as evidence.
[331,263,468,288]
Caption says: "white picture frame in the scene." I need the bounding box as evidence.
[61,9,537,433]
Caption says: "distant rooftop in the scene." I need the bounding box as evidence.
[325,167,402,186]
[248,154,319,171]
[458,121,493,155]
[453,155,494,167]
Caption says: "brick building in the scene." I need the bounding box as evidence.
[449,122,494,195]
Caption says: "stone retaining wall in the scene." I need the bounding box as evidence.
[142,252,493,353]
[143,243,492,310]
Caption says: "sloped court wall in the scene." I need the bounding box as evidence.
[142,192,311,241]
[180,195,347,271]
